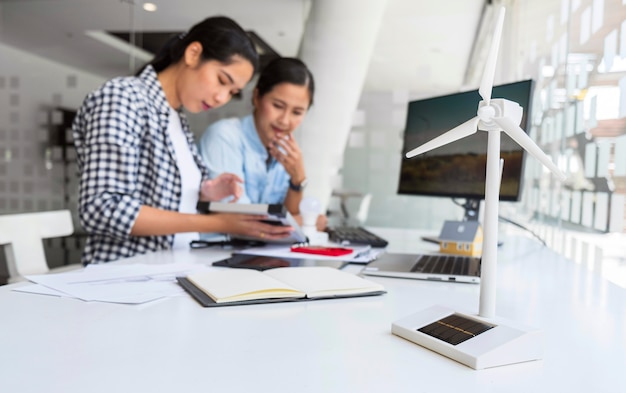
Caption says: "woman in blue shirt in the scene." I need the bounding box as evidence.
[72,17,293,264]
[198,57,326,229]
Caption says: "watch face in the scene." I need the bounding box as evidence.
[300,179,308,189]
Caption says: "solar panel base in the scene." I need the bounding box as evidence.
[391,305,543,370]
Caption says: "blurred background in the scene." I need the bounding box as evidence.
[0,0,624,285]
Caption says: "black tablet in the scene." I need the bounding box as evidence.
[196,201,307,244]
[212,254,348,271]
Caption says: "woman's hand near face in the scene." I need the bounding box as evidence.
[200,173,243,202]
[268,135,306,183]
[209,213,293,240]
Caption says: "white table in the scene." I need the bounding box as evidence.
[1,228,625,393]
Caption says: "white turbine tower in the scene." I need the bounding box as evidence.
[392,6,566,370]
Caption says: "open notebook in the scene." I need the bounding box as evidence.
[177,266,386,307]
[361,252,481,284]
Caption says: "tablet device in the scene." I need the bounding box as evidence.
[212,254,348,271]
[196,201,307,244]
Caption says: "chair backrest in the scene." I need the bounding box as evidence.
[0,210,74,279]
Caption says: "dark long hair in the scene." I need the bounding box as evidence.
[136,16,259,75]
[255,57,315,107]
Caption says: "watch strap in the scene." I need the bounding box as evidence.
[289,178,306,192]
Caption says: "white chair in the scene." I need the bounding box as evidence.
[0,210,78,282]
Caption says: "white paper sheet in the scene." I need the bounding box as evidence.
[12,283,71,297]
[21,263,210,304]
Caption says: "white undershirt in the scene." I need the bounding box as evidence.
[168,107,202,249]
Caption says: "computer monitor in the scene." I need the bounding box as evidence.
[397,79,534,220]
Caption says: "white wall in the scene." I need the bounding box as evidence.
[0,42,105,277]
[0,42,104,213]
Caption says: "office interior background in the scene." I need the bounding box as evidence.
[0,0,624,286]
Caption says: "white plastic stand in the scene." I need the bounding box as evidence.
[391,305,543,370]
[299,196,328,245]
[303,227,329,245]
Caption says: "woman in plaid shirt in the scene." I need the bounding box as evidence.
[73,16,292,264]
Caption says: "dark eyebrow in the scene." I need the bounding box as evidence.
[220,70,235,85]
[273,98,306,112]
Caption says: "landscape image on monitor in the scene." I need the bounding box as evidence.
[397,80,533,202]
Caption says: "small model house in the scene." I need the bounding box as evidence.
[438,220,483,257]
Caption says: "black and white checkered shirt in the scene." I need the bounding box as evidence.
[72,65,209,264]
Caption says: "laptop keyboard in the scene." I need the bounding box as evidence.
[412,254,472,275]
[325,226,389,247]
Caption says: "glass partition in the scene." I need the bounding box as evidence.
[513,0,625,236]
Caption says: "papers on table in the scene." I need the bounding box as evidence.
[18,263,211,305]
[12,243,383,305]
[13,283,69,297]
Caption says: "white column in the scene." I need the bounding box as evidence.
[297,0,389,210]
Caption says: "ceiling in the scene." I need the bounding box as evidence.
[0,0,488,96]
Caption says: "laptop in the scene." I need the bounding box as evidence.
[361,252,481,284]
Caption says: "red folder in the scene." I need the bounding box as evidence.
[290,245,353,257]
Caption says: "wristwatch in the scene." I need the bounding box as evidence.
[289,178,308,192]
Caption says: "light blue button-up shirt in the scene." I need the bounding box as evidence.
[198,114,290,204]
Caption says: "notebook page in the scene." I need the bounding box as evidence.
[264,266,384,298]
[187,269,304,303]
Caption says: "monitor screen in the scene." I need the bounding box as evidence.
[397,79,534,202]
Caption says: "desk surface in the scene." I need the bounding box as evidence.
[1,228,625,393]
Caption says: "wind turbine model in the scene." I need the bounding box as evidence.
[391,6,566,370]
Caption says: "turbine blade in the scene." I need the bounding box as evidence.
[479,6,506,105]
[493,116,566,180]
[406,117,479,158]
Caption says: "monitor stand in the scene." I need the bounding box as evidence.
[461,198,480,221]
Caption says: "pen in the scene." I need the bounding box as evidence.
[353,245,372,259]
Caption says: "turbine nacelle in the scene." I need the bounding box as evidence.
[477,99,523,132]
